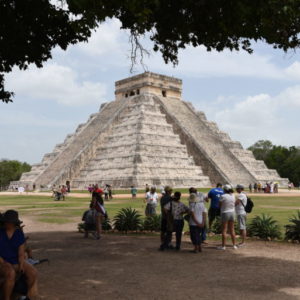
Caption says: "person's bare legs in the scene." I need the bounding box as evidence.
[1,262,16,300]
[221,222,228,247]
[95,215,102,238]
[228,221,236,246]
[21,262,38,298]
[240,229,246,245]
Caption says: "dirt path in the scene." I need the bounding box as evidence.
[29,232,300,300]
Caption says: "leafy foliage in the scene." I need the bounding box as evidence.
[248,140,300,185]
[143,214,161,232]
[3,1,300,102]
[285,211,300,242]
[0,160,31,189]
[248,214,281,240]
[113,207,142,233]
[102,217,112,231]
[211,217,239,234]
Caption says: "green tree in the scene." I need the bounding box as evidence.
[248,140,273,161]
[3,1,300,102]
[0,160,31,189]
[248,141,300,185]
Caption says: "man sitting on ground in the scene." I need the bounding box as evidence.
[0,210,38,300]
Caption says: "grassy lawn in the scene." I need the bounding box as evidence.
[0,193,299,233]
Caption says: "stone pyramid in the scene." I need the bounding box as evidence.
[15,72,287,189]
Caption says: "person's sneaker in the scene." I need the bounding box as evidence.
[238,243,246,248]
[216,246,226,250]
[92,233,101,240]
[233,245,238,250]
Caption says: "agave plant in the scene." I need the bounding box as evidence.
[143,215,162,232]
[102,217,112,231]
[248,214,281,240]
[285,210,300,242]
[113,207,143,233]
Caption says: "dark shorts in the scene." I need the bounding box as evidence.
[208,207,220,221]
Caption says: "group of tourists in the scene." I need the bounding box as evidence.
[248,182,278,193]
[142,183,251,252]
[87,184,113,200]
[51,184,67,201]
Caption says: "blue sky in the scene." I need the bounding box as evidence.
[1,18,300,164]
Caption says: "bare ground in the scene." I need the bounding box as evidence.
[27,230,300,300]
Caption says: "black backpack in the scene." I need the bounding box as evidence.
[244,197,254,213]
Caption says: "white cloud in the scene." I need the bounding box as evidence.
[6,64,107,106]
[208,86,300,147]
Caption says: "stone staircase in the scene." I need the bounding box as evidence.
[155,95,285,186]
[72,94,211,188]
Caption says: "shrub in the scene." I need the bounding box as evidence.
[248,214,281,240]
[211,217,239,234]
[285,210,300,242]
[102,217,112,231]
[143,215,161,232]
[113,207,143,233]
[78,222,85,232]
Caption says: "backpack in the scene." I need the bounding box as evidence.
[244,197,254,213]
[82,209,96,225]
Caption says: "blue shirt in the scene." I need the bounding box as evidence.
[208,188,224,209]
[0,228,25,264]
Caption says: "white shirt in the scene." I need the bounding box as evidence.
[197,192,208,213]
[189,202,205,226]
[145,192,158,206]
[220,193,235,214]
[235,192,247,215]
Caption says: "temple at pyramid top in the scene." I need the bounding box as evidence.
[115,72,182,100]
[12,72,288,189]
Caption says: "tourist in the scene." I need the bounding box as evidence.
[206,183,224,231]
[108,185,113,200]
[249,183,253,193]
[93,184,103,195]
[235,184,247,247]
[163,191,189,251]
[274,182,279,193]
[145,186,158,216]
[0,210,38,300]
[159,186,173,250]
[61,185,67,201]
[217,185,237,250]
[188,193,206,253]
[82,203,97,238]
[104,185,109,200]
[88,184,93,194]
[145,184,150,193]
[66,181,71,193]
[92,192,106,240]
[131,186,137,199]
[253,182,258,193]
[189,187,207,244]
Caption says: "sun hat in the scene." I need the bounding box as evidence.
[2,210,22,225]
[223,184,233,192]
[188,193,199,203]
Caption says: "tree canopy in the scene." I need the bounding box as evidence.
[0,159,31,190]
[2,0,300,102]
[248,140,300,185]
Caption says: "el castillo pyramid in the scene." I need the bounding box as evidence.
[15,72,287,189]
